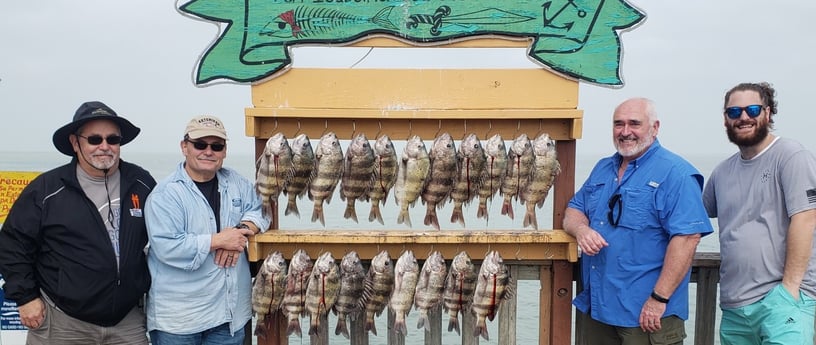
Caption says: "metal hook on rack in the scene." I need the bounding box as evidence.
[294,119,302,136]
[375,119,383,139]
[407,120,413,140]
[351,120,357,138]
[321,119,329,137]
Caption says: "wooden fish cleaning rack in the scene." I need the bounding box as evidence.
[246,37,580,345]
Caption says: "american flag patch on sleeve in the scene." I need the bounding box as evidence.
[807,189,816,204]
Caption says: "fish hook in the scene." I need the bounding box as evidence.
[351,120,357,138]
[485,120,493,139]
[375,119,383,139]
[321,119,329,137]
[515,244,523,260]
[294,119,302,136]
[407,120,413,140]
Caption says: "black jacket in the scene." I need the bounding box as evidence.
[0,159,155,327]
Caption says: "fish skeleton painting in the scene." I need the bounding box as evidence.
[179,0,644,86]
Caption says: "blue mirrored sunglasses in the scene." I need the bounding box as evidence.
[724,104,764,119]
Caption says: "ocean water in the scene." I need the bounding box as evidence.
[0,149,724,344]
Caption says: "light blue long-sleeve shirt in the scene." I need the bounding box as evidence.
[145,162,269,336]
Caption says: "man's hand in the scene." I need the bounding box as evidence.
[214,249,242,268]
[573,226,609,256]
[18,298,45,329]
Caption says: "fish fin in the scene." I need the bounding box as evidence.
[501,197,515,219]
[369,202,384,224]
[397,207,412,227]
[370,6,398,30]
[285,196,300,218]
[523,204,538,230]
[312,201,325,226]
[366,318,378,336]
[335,317,349,339]
[450,205,465,227]
[476,199,489,220]
[474,318,489,340]
[394,315,408,335]
[344,199,359,223]
[307,316,319,336]
[447,314,461,334]
[416,311,431,332]
[287,318,302,337]
[253,314,268,337]
[424,203,440,230]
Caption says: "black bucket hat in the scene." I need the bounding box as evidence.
[52,101,140,156]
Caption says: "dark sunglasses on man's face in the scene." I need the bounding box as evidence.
[76,134,122,146]
[724,104,763,119]
[186,139,225,152]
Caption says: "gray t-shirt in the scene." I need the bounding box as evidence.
[77,166,122,267]
[703,137,816,308]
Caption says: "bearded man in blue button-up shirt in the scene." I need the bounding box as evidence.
[564,98,713,345]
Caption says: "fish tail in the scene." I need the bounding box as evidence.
[285,196,300,217]
[365,317,378,336]
[369,202,384,224]
[474,317,489,340]
[287,317,303,337]
[370,6,398,30]
[523,203,538,230]
[311,200,325,226]
[308,315,319,336]
[447,314,460,334]
[416,311,432,332]
[397,206,412,227]
[501,197,515,220]
[424,203,440,230]
[394,314,408,335]
[343,199,359,223]
[335,317,350,339]
[476,198,489,220]
[450,206,465,227]
[254,314,268,338]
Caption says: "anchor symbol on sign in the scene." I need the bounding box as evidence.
[541,0,587,31]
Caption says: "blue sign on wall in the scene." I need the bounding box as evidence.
[0,274,26,331]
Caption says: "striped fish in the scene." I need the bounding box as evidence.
[450,133,486,227]
[361,250,394,336]
[476,134,508,222]
[255,133,292,218]
[308,132,344,226]
[421,133,457,230]
[282,249,313,337]
[340,133,375,223]
[414,251,447,332]
[389,250,419,336]
[442,251,477,335]
[284,134,314,217]
[394,135,430,227]
[521,133,561,230]
[500,134,534,220]
[333,251,366,339]
[472,250,515,341]
[305,251,340,336]
[367,135,398,224]
[251,250,287,338]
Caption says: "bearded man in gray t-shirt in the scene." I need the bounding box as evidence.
[703,82,816,345]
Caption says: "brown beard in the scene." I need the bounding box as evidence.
[726,121,769,147]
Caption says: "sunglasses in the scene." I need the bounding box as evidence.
[76,134,122,146]
[607,193,622,227]
[724,104,764,119]
[186,139,225,152]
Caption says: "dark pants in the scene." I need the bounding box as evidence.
[583,313,686,345]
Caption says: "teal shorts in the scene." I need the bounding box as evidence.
[720,284,816,345]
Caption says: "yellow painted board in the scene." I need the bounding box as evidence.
[245,109,583,140]
[247,229,578,262]
[250,69,578,110]
[0,171,40,223]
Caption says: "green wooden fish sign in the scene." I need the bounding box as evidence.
[179,0,645,86]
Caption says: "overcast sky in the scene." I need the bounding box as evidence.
[2,0,814,163]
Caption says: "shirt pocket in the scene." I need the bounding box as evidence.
[618,186,657,230]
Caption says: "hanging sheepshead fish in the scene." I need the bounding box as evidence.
[414,250,447,332]
[394,136,430,227]
[284,133,315,218]
[500,133,534,220]
[340,133,375,223]
[282,249,314,337]
[442,251,477,335]
[308,132,344,226]
[521,133,561,230]
[333,251,366,339]
[305,251,341,336]
[450,133,486,227]
[421,133,457,230]
[255,133,292,218]
[472,250,515,341]
[367,135,398,224]
[361,250,394,336]
[389,250,419,336]
[251,250,287,338]
[476,133,508,222]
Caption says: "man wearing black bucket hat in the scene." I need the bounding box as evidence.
[0,101,155,344]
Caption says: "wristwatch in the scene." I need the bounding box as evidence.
[235,223,251,230]
[651,291,670,304]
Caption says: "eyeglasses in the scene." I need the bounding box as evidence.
[607,193,622,227]
[724,105,764,119]
[76,134,122,146]
[185,139,225,152]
